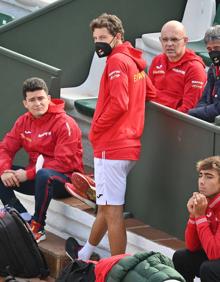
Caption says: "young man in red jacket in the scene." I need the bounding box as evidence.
[66,13,156,259]
[173,156,220,282]
[0,77,84,243]
[149,20,206,113]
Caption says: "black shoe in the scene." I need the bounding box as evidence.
[90,252,101,261]
[65,237,82,261]
[65,237,101,261]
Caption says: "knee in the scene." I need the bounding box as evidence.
[35,169,55,192]
[36,169,52,182]
[172,249,187,269]
[104,205,123,223]
[200,260,213,280]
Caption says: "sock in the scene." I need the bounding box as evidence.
[20,212,32,222]
[78,241,95,260]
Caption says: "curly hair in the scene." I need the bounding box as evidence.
[197,156,220,177]
[90,13,124,41]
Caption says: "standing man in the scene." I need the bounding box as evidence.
[188,25,220,122]
[0,77,84,243]
[66,13,156,259]
[149,20,206,113]
[173,156,220,281]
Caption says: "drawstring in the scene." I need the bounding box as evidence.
[102,151,106,159]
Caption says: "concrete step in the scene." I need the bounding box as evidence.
[15,193,185,258]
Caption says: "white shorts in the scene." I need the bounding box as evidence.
[94,158,136,205]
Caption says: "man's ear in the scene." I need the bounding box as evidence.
[23,99,28,109]
[116,33,122,41]
[184,36,189,44]
[48,94,51,101]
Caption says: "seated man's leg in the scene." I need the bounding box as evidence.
[200,259,220,282]
[173,248,207,282]
[33,168,70,228]
[0,165,35,215]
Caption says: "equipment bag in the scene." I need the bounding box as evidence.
[0,208,49,278]
[56,259,95,282]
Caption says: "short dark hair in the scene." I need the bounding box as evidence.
[90,13,125,41]
[23,77,48,99]
[204,25,220,45]
[197,156,220,178]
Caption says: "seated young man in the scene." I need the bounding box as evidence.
[188,25,220,122]
[0,77,84,243]
[173,156,220,282]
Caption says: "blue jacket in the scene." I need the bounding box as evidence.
[188,65,220,122]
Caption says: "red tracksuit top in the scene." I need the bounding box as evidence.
[89,41,156,160]
[94,254,128,282]
[185,193,220,260]
[0,99,84,180]
[148,49,206,113]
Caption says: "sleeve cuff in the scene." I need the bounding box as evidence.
[26,168,36,180]
[195,216,207,225]
[188,218,196,225]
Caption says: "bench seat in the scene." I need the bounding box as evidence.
[74,98,97,118]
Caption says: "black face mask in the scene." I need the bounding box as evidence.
[95,42,112,57]
[209,50,220,66]
[95,37,115,58]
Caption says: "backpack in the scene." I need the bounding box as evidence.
[0,208,49,278]
[56,260,95,282]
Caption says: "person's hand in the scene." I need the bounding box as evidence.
[14,169,27,183]
[187,195,195,216]
[187,192,200,216]
[1,170,20,187]
[193,193,208,217]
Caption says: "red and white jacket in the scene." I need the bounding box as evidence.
[89,41,156,160]
[185,193,220,260]
[0,99,84,180]
[148,49,206,113]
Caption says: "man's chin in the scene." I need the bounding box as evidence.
[32,111,46,118]
[166,53,177,60]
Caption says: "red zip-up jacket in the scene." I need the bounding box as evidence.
[149,49,206,113]
[94,254,128,282]
[185,193,220,260]
[0,99,83,180]
[89,41,156,160]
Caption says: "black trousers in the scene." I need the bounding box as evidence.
[0,166,70,227]
[173,248,220,282]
